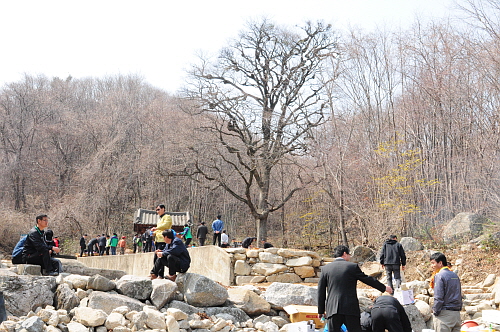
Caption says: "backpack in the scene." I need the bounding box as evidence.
[12,235,27,264]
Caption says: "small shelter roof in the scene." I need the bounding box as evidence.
[134,208,191,227]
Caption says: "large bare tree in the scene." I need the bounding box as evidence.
[184,20,338,241]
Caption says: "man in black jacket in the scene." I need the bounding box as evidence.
[150,229,191,281]
[318,245,392,332]
[22,214,61,276]
[79,234,87,257]
[380,235,406,291]
[196,221,208,246]
[368,295,412,332]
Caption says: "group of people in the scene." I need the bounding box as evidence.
[80,233,126,256]
[318,237,463,332]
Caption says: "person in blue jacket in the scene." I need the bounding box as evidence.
[150,229,190,281]
[211,215,224,246]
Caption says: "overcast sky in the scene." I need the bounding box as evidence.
[0,0,458,94]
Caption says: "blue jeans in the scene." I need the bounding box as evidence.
[111,247,117,255]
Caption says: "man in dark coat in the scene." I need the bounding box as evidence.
[150,229,191,281]
[369,295,412,332]
[380,235,407,291]
[87,235,99,256]
[242,237,256,249]
[318,245,392,332]
[79,234,87,257]
[22,214,61,276]
[197,221,208,246]
[98,234,107,255]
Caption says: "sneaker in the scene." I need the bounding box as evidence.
[166,274,177,282]
[47,271,59,276]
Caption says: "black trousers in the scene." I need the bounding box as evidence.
[385,264,402,290]
[371,306,406,332]
[99,245,105,256]
[185,238,192,246]
[328,314,362,332]
[152,242,166,277]
[213,232,221,246]
[80,246,86,257]
[198,237,206,246]
[151,253,187,276]
[23,251,60,273]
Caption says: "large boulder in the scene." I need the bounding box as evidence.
[115,275,152,300]
[55,283,80,311]
[87,275,115,292]
[150,278,178,309]
[0,275,56,317]
[350,246,375,263]
[227,287,271,315]
[263,282,317,309]
[177,273,228,307]
[443,212,487,243]
[73,307,108,327]
[87,291,145,314]
[404,303,427,331]
[400,237,423,251]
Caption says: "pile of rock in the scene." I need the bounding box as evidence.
[225,248,328,285]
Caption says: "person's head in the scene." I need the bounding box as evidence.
[217,215,221,219]
[156,204,166,215]
[122,236,126,239]
[390,235,397,240]
[261,238,266,243]
[201,221,205,225]
[184,224,189,228]
[36,214,49,230]
[430,252,447,272]
[222,229,226,233]
[113,233,117,236]
[162,229,175,243]
[106,235,110,238]
[83,234,87,238]
[333,245,350,260]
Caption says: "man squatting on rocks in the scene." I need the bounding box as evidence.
[150,229,191,282]
[22,214,61,276]
[318,245,392,332]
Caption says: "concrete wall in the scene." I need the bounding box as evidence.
[77,245,232,286]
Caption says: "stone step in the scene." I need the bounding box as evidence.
[465,293,493,301]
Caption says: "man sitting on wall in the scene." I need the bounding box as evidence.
[150,229,191,281]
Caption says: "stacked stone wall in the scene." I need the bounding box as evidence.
[224,247,333,285]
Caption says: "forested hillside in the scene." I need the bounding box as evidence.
[1,0,500,254]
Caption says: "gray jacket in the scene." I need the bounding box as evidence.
[433,268,462,315]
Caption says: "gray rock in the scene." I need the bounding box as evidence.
[16,265,42,276]
[227,287,271,315]
[263,282,317,310]
[0,275,56,317]
[87,291,145,314]
[202,307,251,323]
[59,259,125,280]
[62,275,90,290]
[177,273,228,307]
[400,237,423,251]
[87,275,115,292]
[115,275,152,301]
[18,316,45,332]
[167,300,200,315]
[404,304,427,332]
[55,283,80,312]
[349,246,375,263]
[150,279,177,309]
[443,212,487,243]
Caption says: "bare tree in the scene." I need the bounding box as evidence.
[183,20,338,241]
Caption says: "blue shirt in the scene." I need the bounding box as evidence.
[212,218,224,232]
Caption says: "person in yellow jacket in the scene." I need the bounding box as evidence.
[150,204,172,278]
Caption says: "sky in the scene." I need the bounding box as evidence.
[0,0,458,94]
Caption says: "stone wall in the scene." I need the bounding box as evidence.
[224,247,332,285]
[77,246,331,286]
